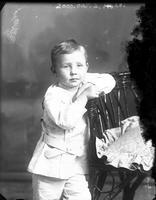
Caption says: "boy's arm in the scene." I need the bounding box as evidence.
[43,73,116,130]
[73,73,116,101]
[44,87,88,130]
[85,72,116,94]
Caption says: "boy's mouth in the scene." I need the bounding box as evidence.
[70,78,80,81]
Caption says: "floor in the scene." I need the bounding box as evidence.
[0,176,155,200]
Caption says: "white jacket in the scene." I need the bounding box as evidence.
[27,73,116,179]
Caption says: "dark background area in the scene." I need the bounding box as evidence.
[0,3,140,174]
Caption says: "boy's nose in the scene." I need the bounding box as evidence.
[70,66,78,74]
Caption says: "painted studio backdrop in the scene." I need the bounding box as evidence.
[1,3,141,174]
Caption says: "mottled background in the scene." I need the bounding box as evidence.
[1,3,140,174]
[1,3,156,200]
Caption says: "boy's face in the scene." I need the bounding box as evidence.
[55,50,88,89]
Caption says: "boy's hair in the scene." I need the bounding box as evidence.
[50,39,88,73]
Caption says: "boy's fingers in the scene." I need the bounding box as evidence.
[76,82,94,96]
[72,82,93,102]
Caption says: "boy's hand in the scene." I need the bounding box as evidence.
[83,84,100,100]
[73,82,102,102]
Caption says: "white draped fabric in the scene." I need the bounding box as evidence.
[96,116,154,171]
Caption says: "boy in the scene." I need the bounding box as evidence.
[28,39,116,200]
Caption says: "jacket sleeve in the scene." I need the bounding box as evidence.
[43,86,87,130]
[85,73,116,94]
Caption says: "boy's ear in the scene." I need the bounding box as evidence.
[86,62,89,69]
[50,65,56,73]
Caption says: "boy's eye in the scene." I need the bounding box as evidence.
[77,63,83,67]
[62,65,70,68]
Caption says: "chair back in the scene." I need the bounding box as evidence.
[86,71,140,164]
[87,71,139,139]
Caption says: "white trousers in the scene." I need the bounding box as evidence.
[32,174,91,200]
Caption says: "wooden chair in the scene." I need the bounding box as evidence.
[86,71,153,200]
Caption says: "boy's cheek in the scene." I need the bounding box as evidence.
[81,72,88,81]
